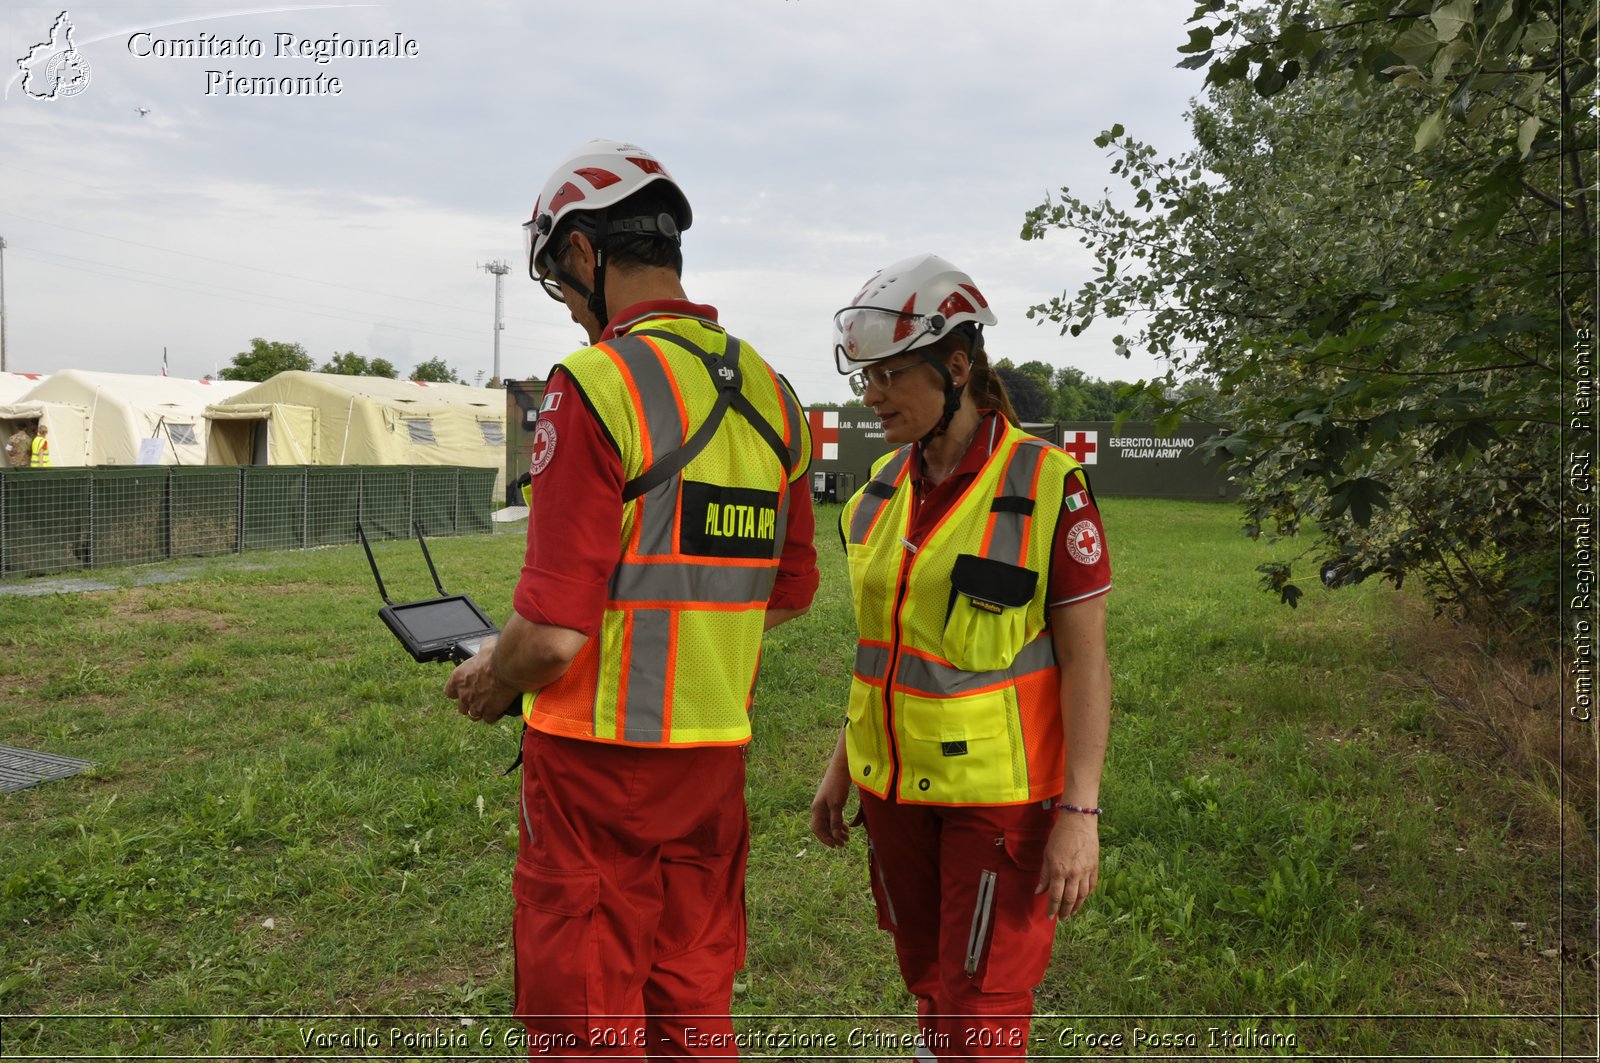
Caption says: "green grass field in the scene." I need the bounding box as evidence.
[0,498,1592,1060]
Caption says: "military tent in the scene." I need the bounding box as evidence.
[206,371,506,497]
[0,371,247,466]
[0,373,49,403]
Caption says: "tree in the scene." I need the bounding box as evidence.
[219,338,313,382]
[321,351,397,378]
[1022,0,1590,638]
[1050,367,1165,422]
[995,365,1051,422]
[410,357,462,384]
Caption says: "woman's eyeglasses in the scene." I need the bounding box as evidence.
[848,361,924,397]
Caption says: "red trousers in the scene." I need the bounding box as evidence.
[859,790,1057,1061]
[513,729,749,1060]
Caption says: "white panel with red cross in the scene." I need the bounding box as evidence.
[1060,430,1098,465]
[806,410,840,461]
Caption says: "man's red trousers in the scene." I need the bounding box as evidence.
[513,729,748,1059]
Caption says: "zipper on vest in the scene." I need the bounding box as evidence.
[882,541,918,797]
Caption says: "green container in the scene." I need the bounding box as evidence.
[241,466,307,552]
[305,467,362,547]
[170,467,242,558]
[411,467,458,537]
[2,469,93,576]
[456,467,497,536]
[90,466,168,569]
[357,466,413,541]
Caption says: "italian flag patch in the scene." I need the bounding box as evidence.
[1065,489,1089,512]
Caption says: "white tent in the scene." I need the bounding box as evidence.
[15,371,250,466]
[0,399,85,468]
[0,373,49,403]
[206,372,506,497]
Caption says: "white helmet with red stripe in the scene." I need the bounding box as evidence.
[833,253,997,375]
[523,139,692,280]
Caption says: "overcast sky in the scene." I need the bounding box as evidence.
[1,1,1205,405]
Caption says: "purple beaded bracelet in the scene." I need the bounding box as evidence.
[1053,801,1103,815]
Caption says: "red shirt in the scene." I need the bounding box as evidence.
[902,411,1112,608]
[514,301,820,635]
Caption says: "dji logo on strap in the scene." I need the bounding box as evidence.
[717,367,735,381]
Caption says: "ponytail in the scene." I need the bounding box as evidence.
[964,332,1021,427]
[926,324,1022,427]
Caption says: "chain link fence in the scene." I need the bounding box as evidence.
[0,465,500,578]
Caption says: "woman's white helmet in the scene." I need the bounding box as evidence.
[523,139,692,280]
[833,253,998,375]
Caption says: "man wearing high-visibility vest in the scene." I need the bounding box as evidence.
[446,139,817,1057]
[29,424,50,467]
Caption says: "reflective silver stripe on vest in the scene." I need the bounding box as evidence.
[774,376,806,478]
[610,560,774,606]
[987,440,1050,567]
[853,643,890,682]
[605,333,688,556]
[620,608,671,743]
[769,377,802,560]
[891,633,1057,698]
[849,448,912,545]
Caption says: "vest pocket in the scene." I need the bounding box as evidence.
[942,554,1037,672]
[845,680,893,796]
[897,691,1009,804]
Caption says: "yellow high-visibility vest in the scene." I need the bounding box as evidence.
[841,419,1081,805]
[29,436,50,468]
[524,317,811,747]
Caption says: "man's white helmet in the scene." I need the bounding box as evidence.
[833,253,998,375]
[523,139,692,280]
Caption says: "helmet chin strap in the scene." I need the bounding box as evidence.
[584,212,610,322]
[915,323,982,447]
[586,244,609,322]
[575,210,680,325]
[917,351,965,448]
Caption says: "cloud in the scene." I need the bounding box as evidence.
[0,0,1200,399]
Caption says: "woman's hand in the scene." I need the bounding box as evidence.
[1036,813,1099,919]
[809,730,853,848]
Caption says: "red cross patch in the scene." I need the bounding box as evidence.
[529,418,558,476]
[1066,518,1103,565]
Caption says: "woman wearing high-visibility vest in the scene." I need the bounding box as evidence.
[810,254,1112,1060]
[29,424,50,467]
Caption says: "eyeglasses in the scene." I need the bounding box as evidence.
[535,251,570,303]
[848,361,924,397]
[523,214,569,303]
[536,264,565,302]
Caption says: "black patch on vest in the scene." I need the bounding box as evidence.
[991,495,1035,515]
[680,481,781,559]
[941,741,968,757]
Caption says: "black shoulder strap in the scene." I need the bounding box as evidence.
[621,329,793,502]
